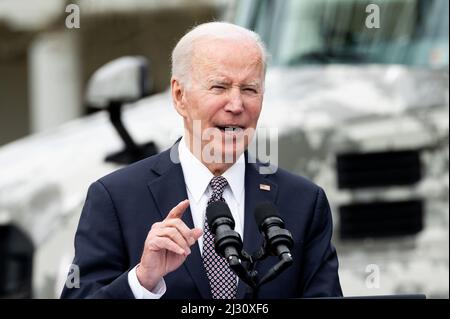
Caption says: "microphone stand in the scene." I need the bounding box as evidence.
[257,252,293,287]
[228,255,257,290]
[233,243,294,299]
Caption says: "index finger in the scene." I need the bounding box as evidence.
[166,199,190,220]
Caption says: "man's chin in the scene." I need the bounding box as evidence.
[199,141,246,165]
[222,148,245,164]
[222,139,248,161]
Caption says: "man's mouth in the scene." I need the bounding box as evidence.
[215,125,245,133]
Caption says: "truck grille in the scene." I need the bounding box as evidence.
[339,200,423,239]
[336,150,421,189]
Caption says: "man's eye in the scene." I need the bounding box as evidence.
[211,85,225,90]
[243,88,258,94]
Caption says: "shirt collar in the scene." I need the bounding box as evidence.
[178,136,245,204]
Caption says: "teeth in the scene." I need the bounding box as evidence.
[224,126,241,131]
[216,126,243,132]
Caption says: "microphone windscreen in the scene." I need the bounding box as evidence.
[254,202,280,227]
[206,201,233,226]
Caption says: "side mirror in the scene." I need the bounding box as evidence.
[85,56,158,164]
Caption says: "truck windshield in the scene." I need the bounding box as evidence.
[235,0,448,68]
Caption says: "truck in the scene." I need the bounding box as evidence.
[233,0,449,297]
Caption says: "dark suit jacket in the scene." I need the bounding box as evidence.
[61,142,342,299]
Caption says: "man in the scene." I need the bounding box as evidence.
[61,22,342,299]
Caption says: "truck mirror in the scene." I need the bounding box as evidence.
[85,56,157,164]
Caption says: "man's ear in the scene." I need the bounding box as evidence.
[171,77,187,117]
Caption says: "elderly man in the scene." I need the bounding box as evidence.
[61,22,342,299]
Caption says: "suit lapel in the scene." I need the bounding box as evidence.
[237,158,278,299]
[147,144,212,299]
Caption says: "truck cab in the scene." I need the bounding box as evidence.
[233,0,449,297]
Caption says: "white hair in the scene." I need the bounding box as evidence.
[171,21,268,86]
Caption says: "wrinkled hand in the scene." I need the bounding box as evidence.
[136,199,202,291]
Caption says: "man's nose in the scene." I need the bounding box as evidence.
[224,88,244,114]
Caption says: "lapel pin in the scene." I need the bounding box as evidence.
[259,184,271,191]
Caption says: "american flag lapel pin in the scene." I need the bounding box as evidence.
[259,184,271,191]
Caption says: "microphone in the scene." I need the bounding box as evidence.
[206,201,243,262]
[254,202,294,286]
[206,201,257,288]
[254,202,294,258]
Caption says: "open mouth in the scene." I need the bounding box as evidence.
[215,125,244,133]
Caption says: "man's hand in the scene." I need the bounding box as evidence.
[136,199,202,291]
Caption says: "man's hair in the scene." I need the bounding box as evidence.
[171,21,268,86]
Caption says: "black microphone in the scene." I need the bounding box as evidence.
[254,202,294,258]
[206,201,257,288]
[206,201,243,261]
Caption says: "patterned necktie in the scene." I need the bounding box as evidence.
[202,176,238,299]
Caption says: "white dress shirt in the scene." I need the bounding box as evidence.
[128,137,246,299]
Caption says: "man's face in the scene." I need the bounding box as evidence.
[173,38,264,164]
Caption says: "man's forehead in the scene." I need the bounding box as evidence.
[205,75,262,86]
[192,37,262,62]
[192,41,263,76]
[194,63,263,85]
